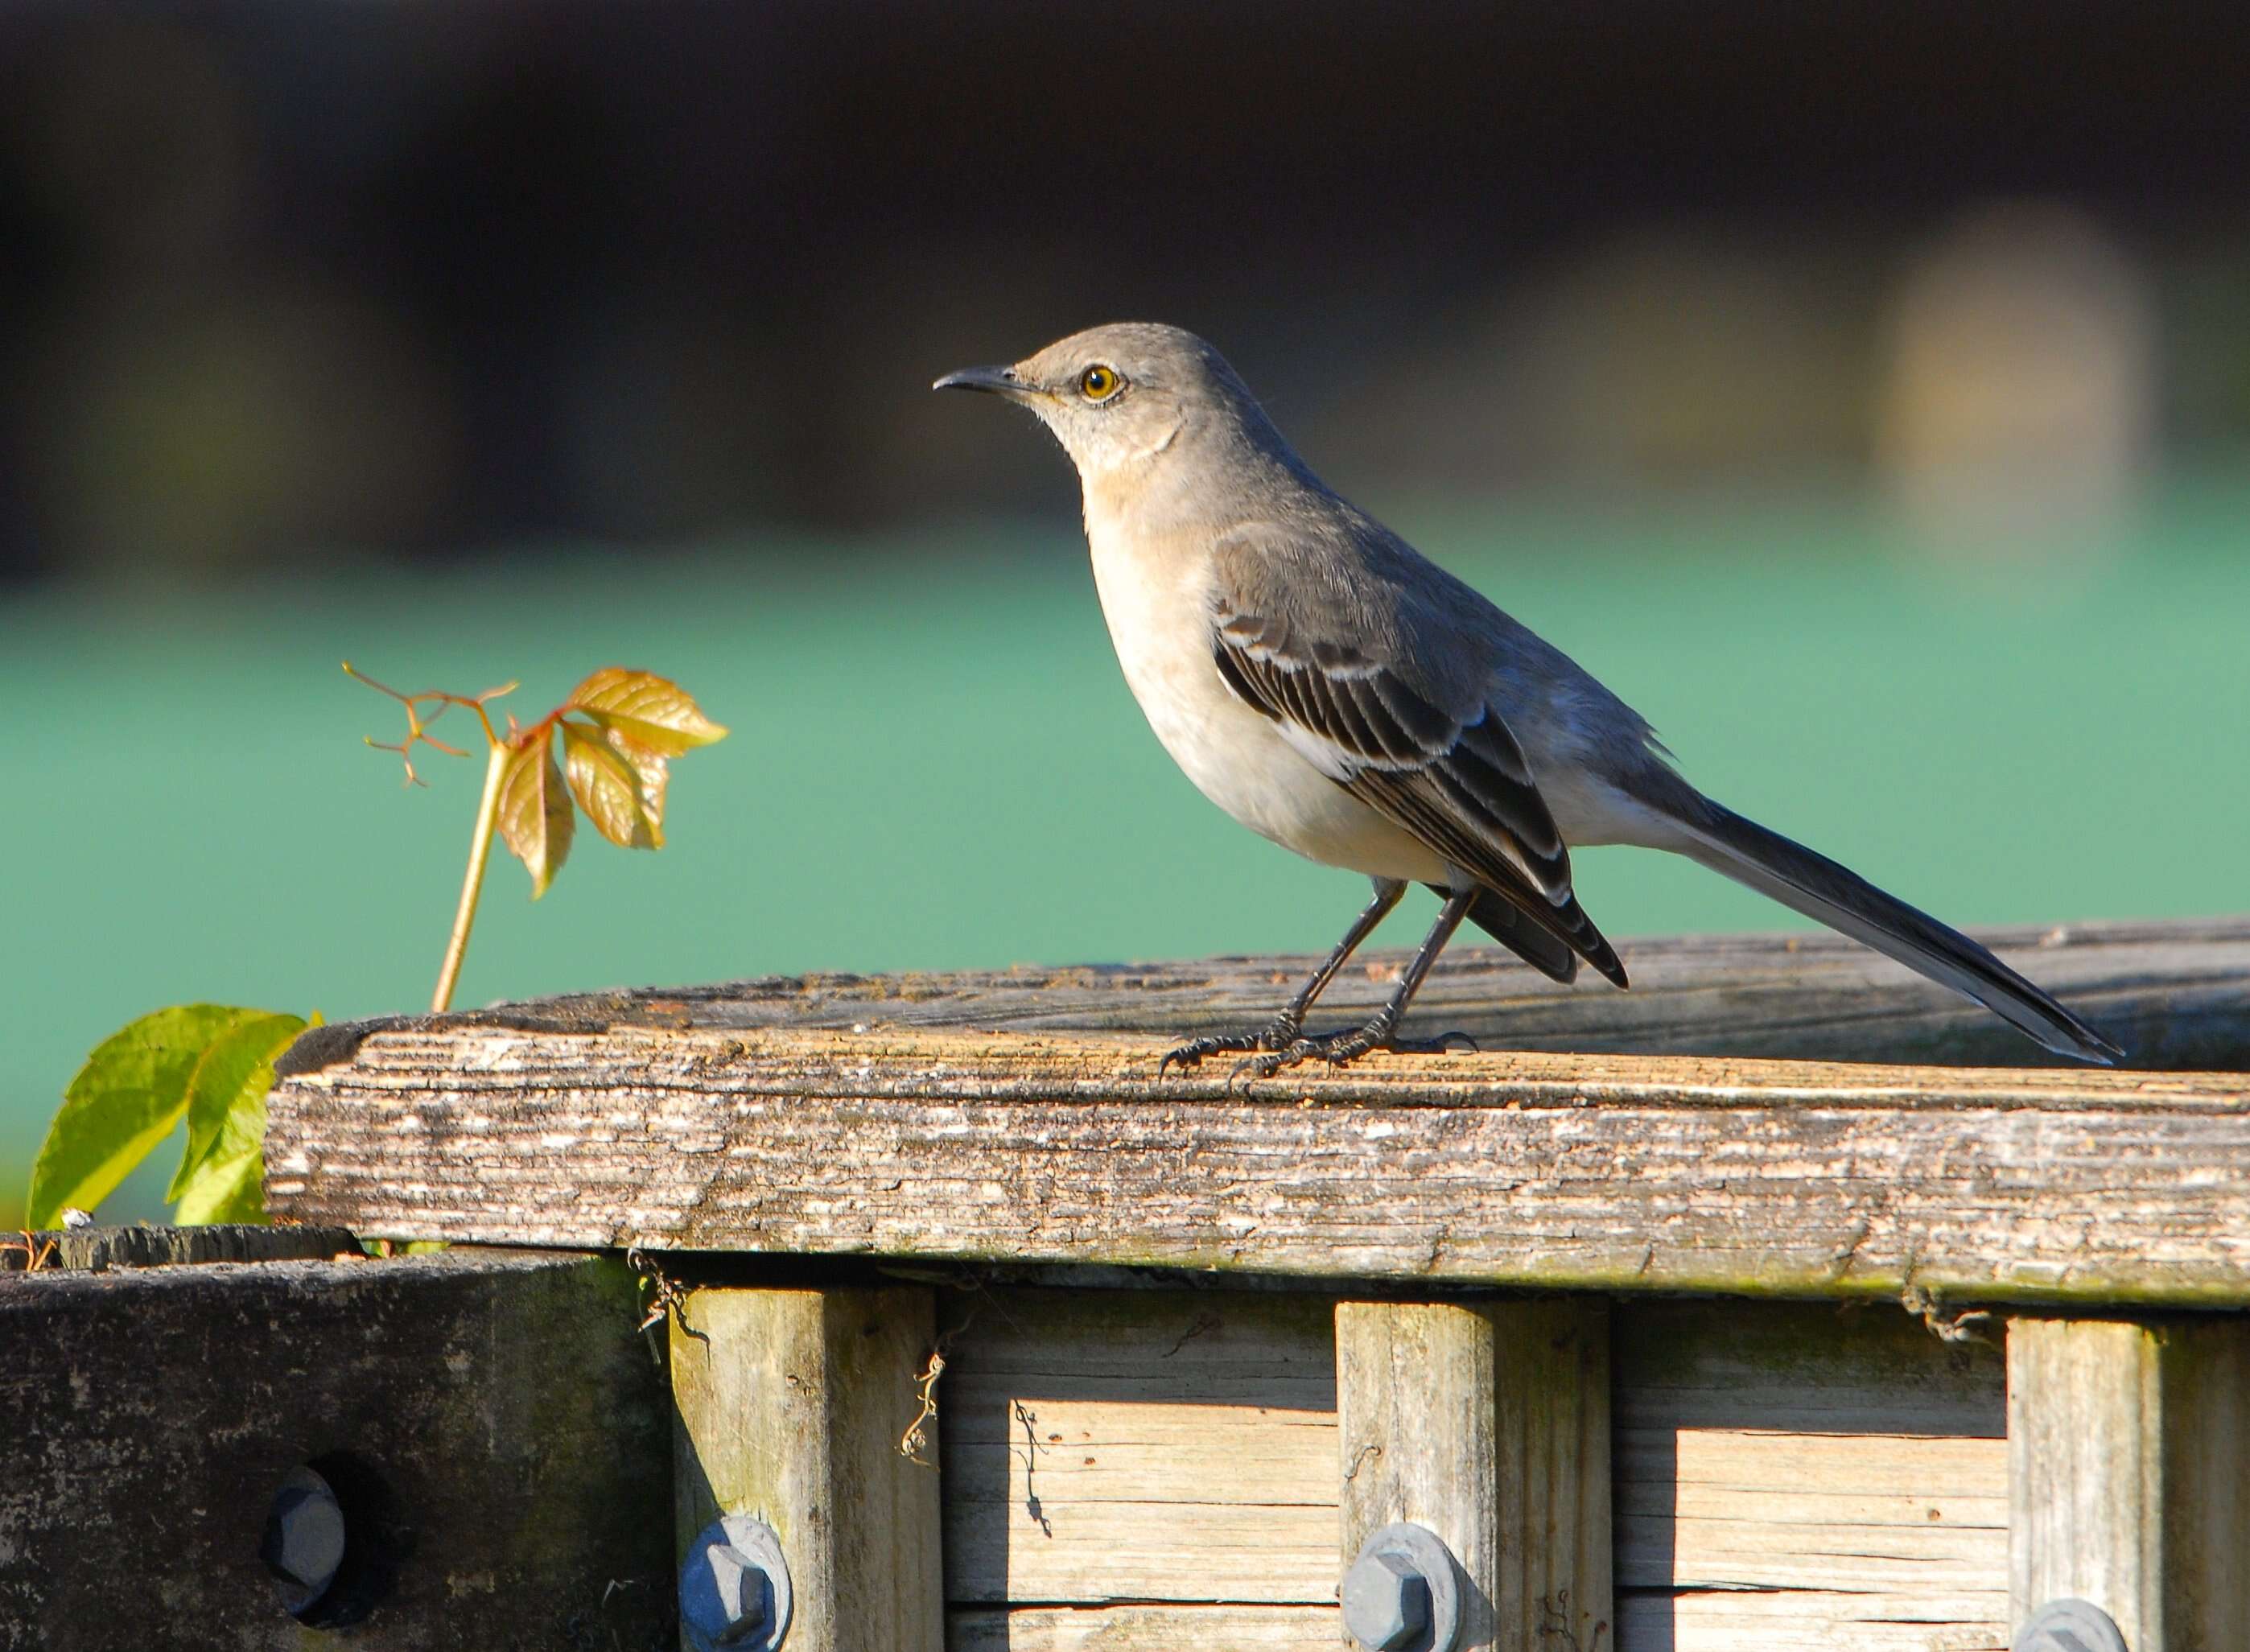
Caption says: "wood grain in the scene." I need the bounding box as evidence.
[1616,1592,2006,1651]
[933,1295,2023,1650]
[274,916,2250,1073]
[1337,1299,1611,1651]
[2008,1319,2160,1647]
[938,1290,1337,1608]
[270,1020,2250,1302]
[2006,1314,2250,1650]
[670,1287,944,1652]
[947,1604,1338,1650]
[0,1221,359,1272]
[1617,1301,2008,1650]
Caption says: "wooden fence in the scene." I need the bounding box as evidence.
[6,917,2248,1650]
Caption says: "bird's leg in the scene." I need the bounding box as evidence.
[1159,880,1406,1074]
[1243,886,1477,1078]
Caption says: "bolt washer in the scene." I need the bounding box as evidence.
[2014,1599,2128,1652]
[1345,1522,1463,1652]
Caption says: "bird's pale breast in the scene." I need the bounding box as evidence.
[1084,518,1449,884]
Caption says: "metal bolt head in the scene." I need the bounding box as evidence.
[705,1544,769,1644]
[262,1466,346,1617]
[1342,1548,1431,1651]
[681,1514,793,1652]
[682,1541,766,1645]
[2015,1599,2128,1652]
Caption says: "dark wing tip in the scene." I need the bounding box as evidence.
[1580,929,1630,991]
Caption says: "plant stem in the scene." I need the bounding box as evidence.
[433,742,509,1013]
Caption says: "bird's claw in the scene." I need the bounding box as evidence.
[1224,1024,1479,1085]
[1158,1018,1302,1077]
[1167,1014,1478,1085]
[1230,1029,1378,1083]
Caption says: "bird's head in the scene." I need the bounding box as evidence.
[934,322,1271,483]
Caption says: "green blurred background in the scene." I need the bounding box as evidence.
[5,3,2249,1223]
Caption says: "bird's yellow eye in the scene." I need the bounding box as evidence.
[1079,365,1121,402]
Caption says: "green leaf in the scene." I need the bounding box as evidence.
[565,667,728,756]
[561,719,658,849]
[171,1143,267,1224]
[165,1011,305,1205]
[497,729,574,897]
[27,1006,286,1229]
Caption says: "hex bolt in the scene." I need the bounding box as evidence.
[1341,1547,1431,1650]
[262,1465,347,1617]
[681,1514,793,1652]
[2014,1600,2128,1652]
[704,1544,768,1644]
[1341,1522,1463,1652]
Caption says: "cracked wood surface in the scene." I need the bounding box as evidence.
[274,917,2250,1077]
[266,917,2250,1300]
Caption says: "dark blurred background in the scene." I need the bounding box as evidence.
[6,0,2250,575]
[6,2,2249,1217]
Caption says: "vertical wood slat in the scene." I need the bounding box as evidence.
[2008,1315,2250,1651]
[1337,1299,1612,1652]
[671,1286,943,1652]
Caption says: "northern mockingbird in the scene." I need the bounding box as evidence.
[937,323,2123,1075]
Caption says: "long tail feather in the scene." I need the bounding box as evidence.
[1674,801,2123,1064]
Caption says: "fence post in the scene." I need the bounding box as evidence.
[2008,1314,2250,1650]
[670,1286,943,1652]
[1337,1299,1612,1651]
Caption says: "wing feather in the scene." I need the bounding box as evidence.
[1209,579,1628,988]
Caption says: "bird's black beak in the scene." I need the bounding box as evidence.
[932,364,1030,398]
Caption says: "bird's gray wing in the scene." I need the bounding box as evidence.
[1207,532,1627,988]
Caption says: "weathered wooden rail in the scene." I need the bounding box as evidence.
[272,915,2250,1071]
[7,918,2248,1650]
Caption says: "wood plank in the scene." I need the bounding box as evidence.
[0,1221,359,1272]
[1337,1299,1611,1651]
[0,1250,671,1652]
[671,1287,943,1652]
[273,916,2250,1072]
[1620,1427,2008,1509]
[947,1604,1337,1650]
[1615,1300,2008,1650]
[2157,1316,2250,1652]
[1613,1299,2005,1436]
[1619,1444,2007,1592]
[938,1291,1338,1606]
[270,1027,2250,1303]
[2009,1319,2161,1647]
[1617,1592,2008,1650]
[2007,1314,2250,1650]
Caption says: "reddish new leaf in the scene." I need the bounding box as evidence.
[566,668,728,757]
[497,731,574,896]
[560,719,657,850]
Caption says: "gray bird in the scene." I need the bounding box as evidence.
[936,323,2122,1074]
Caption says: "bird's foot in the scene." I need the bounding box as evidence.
[1230,1022,1479,1084]
[1157,1014,1304,1077]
